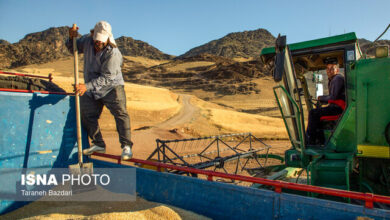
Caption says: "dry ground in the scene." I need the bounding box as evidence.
[10,57,288,160]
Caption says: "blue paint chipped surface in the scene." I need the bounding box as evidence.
[0,91,89,214]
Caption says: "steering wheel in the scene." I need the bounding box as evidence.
[310,98,322,109]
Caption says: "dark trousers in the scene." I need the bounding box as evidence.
[306,104,343,144]
[80,85,132,149]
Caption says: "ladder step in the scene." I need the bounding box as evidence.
[292,139,301,144]
[284,115,296,118]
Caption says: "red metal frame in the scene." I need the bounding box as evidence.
[0,71,73,95]
[0,71,53,82]
[0,88,74,96]
[320,115,341,121]
[92,152,390,209]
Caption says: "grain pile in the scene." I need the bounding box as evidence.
[1,197,210,220]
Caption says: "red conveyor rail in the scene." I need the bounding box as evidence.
[0,88,74,96]
[0,71,53,81]
[92,152,390,209]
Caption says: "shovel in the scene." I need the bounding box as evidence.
[68,24,94,192]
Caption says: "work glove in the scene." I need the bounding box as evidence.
[69,25,79,39]
[74,83,87,96]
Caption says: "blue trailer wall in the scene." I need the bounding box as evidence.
[0,91,89,214]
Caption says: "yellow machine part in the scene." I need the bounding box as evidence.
[357,145,390,159]
[138,159,167,172]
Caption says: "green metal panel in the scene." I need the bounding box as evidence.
[345,63,356,104]
[355,58,390,147]
[310,157,353,192]
[327,103,356,152]
[261,32,357,56]
[285,149,303,168]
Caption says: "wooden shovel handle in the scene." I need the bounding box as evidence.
[72,23,83,165]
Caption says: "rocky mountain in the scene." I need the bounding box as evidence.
[122,53,271,96]
[179,28,275,59]
[3,26,388,71]
[116,36,174,60]
[359,38,390,57]
[0,26,174,69]
[0,27,70,69]
[0,39,10,45]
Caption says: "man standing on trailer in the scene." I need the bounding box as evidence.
[67,21,133,160]
[306,60,345,145]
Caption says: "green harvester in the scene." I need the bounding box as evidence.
[260,32,390,197]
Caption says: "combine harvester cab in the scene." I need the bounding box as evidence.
[261,32,390,198]
[1,66,390,219]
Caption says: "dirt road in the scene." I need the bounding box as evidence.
[95,93,290,160]
[103,94,199,159]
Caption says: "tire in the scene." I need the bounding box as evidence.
[0,75,65,92]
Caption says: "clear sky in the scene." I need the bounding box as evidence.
[0,0,389,56]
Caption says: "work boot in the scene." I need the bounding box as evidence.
[121,145,133,160]
[82,145,105,155]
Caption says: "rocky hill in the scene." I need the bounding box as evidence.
[359,38,390,56]
[122,53,271,96]
[179,28,275,59]
[116,36,174,60]
[0,39,10,45]
[0,27,70,69]
[3,26,389,70]
[0,27,174,69]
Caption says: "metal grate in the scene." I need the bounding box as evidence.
[147,133,272,182]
